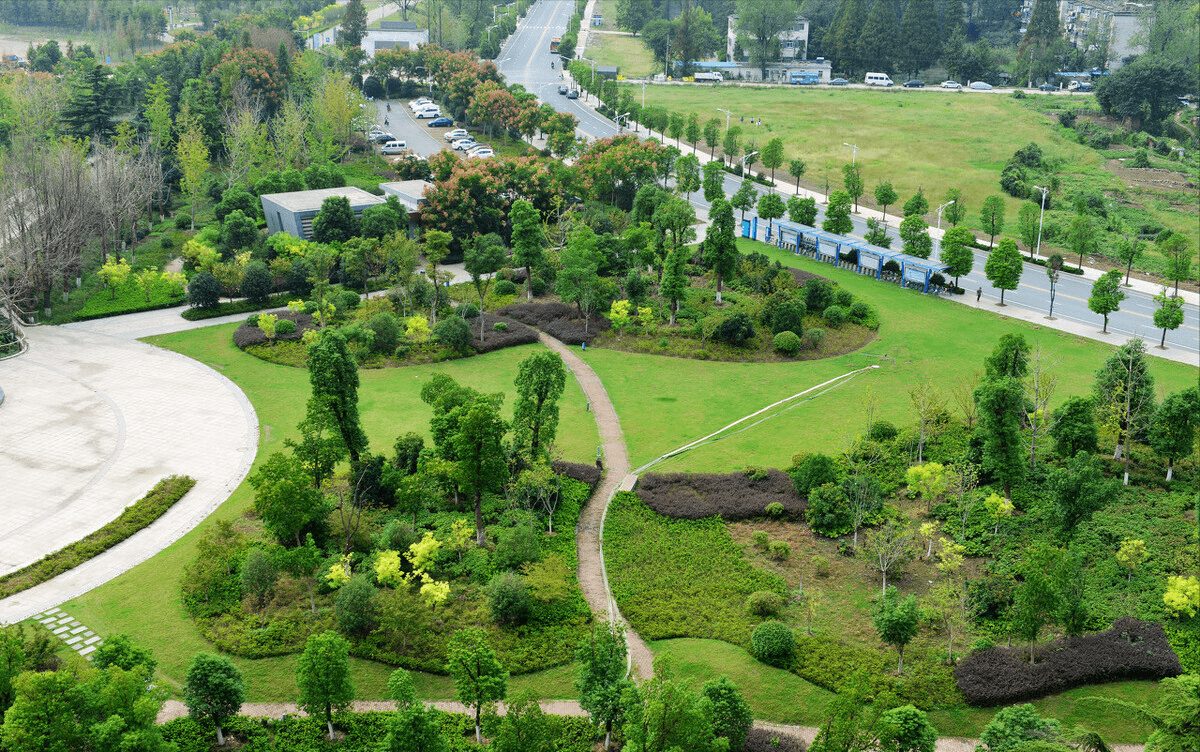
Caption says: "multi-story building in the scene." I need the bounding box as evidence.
[1021,0,1149,68]
[361,20,431,58]
[726,14,810,63]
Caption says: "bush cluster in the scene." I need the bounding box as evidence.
[232,311,312,349]
[551,460,602,487]
[751,621,795,667]
[636,470,806,521]
[466,313,538,354]
[743,728,809,752]
[496,302,611,344]
[954,617,1183,706]
[746,590,785,617]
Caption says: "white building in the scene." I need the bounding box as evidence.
[362,20,430,58]
[726,14,810,63]
[1021,0,1149,69]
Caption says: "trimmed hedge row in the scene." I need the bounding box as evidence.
[954,617,1183,706]
[496,302,611,345]
[552,459,602,487]
[0,475,195,598]
[636,469,806,521]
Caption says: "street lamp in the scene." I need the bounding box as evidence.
[486,24,498,42]
[741,151,758,176]
[935,199,955,254]
[1046,256,1062,320]
[1031,185,1049,262]
[617,111,630,132]
[717,107,732,133]
[843,142,858,165]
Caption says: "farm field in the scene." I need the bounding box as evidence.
[57,325,598,701]
[584,238,1200,472]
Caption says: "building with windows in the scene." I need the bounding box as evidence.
[362,20,430,58]
[1020,0,1149,68]
[260,187,386,241]
[726,14,809,63]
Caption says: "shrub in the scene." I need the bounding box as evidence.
[790,453,840,495]
[458,302,480,319]
[335,290,360,314]
[743,727,807,752]
[275,319,297,335]
[335,575,377,635]
[972,637,996,652]
[823,305,848,326]
[637,471,806,521]
[530,276,547,296]
[376,520,417,553]
[433,316,473,351]
[746,590,785,617]
[714,312,756,347]
[769,299,806,338]
[1058,110,1076,128]
[752,621,795,667]
[803,328,825,349]
[495,302,610,345]
[774,330,801,355]
[486,571,532,625]
[812,555,831,577]
[240,261,273,305]
[849,301,871,323]
[834,289,854,307]
[245,313,260,327]
[768,540,791,561]
[493,321,508,332]
[954,618,1182,706]
[751,531,770,550]
[806,482,852,538]
[803,279,834,312]
[494,279,518,296]
[1131,148,1151,168]
[365,312,401,354]
[493,525,541,571]
[160,235,175,249]
[287,258,314,297]
[187,271,221,309]
[765,501,785,518]
[868,420,898,442]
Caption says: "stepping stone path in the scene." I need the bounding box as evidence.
[30,606,102,660]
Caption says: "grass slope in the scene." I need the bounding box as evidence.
[584,239,1199,472]
[58,324,597,701]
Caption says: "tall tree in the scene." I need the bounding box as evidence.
[1094,339,1157,482]
[685,112,701,153]
[1087,269,1126,334]
[575,622,633,750]
[1049,450,1117,540]
[660,242,690,326]
[984,238,1022,305]
[761,137,785,183]
[675,153,701,200]
[757,192,786,236]
[831,0,868,76]
[823,190,853,234]
[874,182,898,222]
[979,195,1006,248]
[975,375,1027,499]
[307,328,369,464]
[702,676,754,752]
[175,114,210,232]
[509,200,544,302]
[464,237,506,341]
[731,180,758,223]
[857,0,898,74]
[735,0,799,77]
[454,394,508,545]
[842,162,864,211]
[1017,0,1061,86]
[1149,387,1200,482]
[1066,213,1099,271]
[900,214,932,259]
[447,627,508,744]
[939,226,975,287]
[703,118,722,159]
[1152,289,1186,349]
[789,158,807,194]
[60,57,114,142]
[183,653,245,747]
[874,586,920,674]
[702,159,726,203]
[622,657,724,752]
[513,351,566,460]
[297,631,355,740]
[897,0,940,76]
[558,225,603,326]
[703,197,739,305]
[942,188,966,226]
[340,0,368,48]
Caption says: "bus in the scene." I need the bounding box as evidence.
[790,71,819,85]
[550,37,560,53]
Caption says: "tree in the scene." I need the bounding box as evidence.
[1048,450,1117,539]
[874,585,920,676]
[557,225,603,325]
[842,163,864,211]
[1153,290,1186,349]
[661,242,689,327]
[702,197,739,306]
[1094,339,1156,476]
[863,519,915,594]
[176,115,209,231]
[788,194,818,226]
[1,670,85,751]
[761,137,785,183]
[1011,545,1064,663]
[380,703,448,752]
[1159,232,1193,295]
[616,0,657,34]
[622,656,723,752]
[297,630,354,740]
[1017,203,1040,258]
[93,633,157,674]
[823,190,853,234]
[184,653,245,747]
[685,113,701,153]
[307,328,368,464]
[984,238,1022,305]
[513,350,566,460]
[731,179,757,223]
[492,691,548,752]
[1095,57,1194,131]
[312,195,359,244]
[735,0,799,77]
[899,214,932,259]
[702,676,753,752]
[509,200,544,302]
[942,188,967,226]
[339,0,368,48]
[940,226,975,287]
[702,159,725,203]
[902,190,928,218]
[454,395,508,546]
[575,622,632,750]
[1148,387,1200,482]
[811,670,887,752]
[60,58,114,142]
[874,182,898,222]
[703,118,722,158]
[975,376,1027,499]
[830,0,868,76]
[1087,269,1125,333]
[979,195,1006,248]
[447,627,508,744]
[878,704,938,752]
[675,153,701,201]
[1050,396,1099,458]
[722,125,742,167]
[978,704,1063,752]
[858,0,898,75]
[1066,213,1099,271]
[789,158,807,195]
[248,453,329,546]
[757,192,786,235]
[897,0,940,76]
[464,238,506,342]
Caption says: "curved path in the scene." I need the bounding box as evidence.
[0,324,258,625]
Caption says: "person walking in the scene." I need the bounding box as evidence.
[976,286,982,302]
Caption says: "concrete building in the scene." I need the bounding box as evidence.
[691,59,831,84]
[362,20,430,58]
[726,14,810,63]
[260,187,386,241]
[1021,0,1149,68]
[378,180,434,236]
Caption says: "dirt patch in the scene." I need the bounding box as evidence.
[1105,158,1197,193]
[636,470,806,521]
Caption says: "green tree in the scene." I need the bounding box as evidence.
[1065,213,1099,271]
[307,328,368,464]
[978,703,1063,752]
[312,195,359,244]
[811,670,888,752]
[703,197,739,305]
[339,0,368,48]
[735,0,800,76]
[510,200,544,302]
[447,627,508,744]
[789,158,807,194]
[454,394,508,545]
[661,242,689,326]
[297,630,355,740]
[878,704,938,752]
[492,691,548,752]
[942,188,966,226]
[1148,387,1200,482]
[702,159,726,203]
[380,703,448,752]
[730,179,757,223]
[249,452,329,547]
[703,118,722,159]
[979,195,1006,248]
[722,125,742,167]
[874,182,899,222]
[865,218,892,248]
[180,77,221,148]
[1017,203,1040,258]
[831,0,868,76]
[788,194,818,226]
[897,0,940,77]
[758,192,786,235]
[842,163,864,211]
[857,0,898,74]
[702,676,753,751]
[360,203,400,240]
[60,57,114,141]
[622,656,723,752]
[1048,450,1117,539]
[1011,545,1063,663]
[761,137,785,183]
[974,376,1027,499]
[823,190,854,234]
[675,153,701,201]
[1094,338,1157,473]
[464,237,506,341]
[902,190,928,217]
[984,238,1022,305]
[685,112,701,153]
[92,633,156,674]
[1095,57,1195,131]
[1087,269,1126,333]
[576,622,633,750]
[1159,232,1193,296]
[176,114,210,231]
[939,226,975,287]
[1115,235,1144,285]
[984,333,1030,382]
[513,350,566,460]
[183,653,245,747]
[873,586,920,674]
[1049,396,1099,458]
[1,670,84,751]
[900,214,932,259]
[557,224,602,324]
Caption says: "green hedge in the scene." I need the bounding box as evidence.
[0,476,195,598]
[181,293,295,320]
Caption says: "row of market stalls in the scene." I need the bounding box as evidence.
[739,217,951,295]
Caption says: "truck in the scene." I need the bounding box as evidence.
[694,71,723,82]
[790,71,819,85]
[550,37,560,53]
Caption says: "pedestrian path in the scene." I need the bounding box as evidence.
[29,606,103,660]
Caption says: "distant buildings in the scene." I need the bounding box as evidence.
[261,187,386,241]
[726,14,810,63]
[1021,0,1149,69]
[362,20,430,58]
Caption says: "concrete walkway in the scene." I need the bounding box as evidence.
[0,322,258,625]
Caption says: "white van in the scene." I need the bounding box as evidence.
[865,72,894,87]
[380,140,407,155]
[694,71,723,82]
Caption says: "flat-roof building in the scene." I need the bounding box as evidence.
[362,21,430,58]
[260,186,386,241]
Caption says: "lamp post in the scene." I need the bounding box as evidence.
[842,142,858,165]
[741,150,758,176]
[617,111,630,132]
[935,199,955,255]
[717,107,732,133]
[486,24,497,42]
[1046,257,1061,320]
[1031,184,1049,262]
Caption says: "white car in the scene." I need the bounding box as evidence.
[940,80,962,89]
[367,129,386,141]
[466,148,494,159]
[969,81,993,90]
[415,108,442,119]
[408,98,432,110]
[452,138,477,150]
[444,128,470,141]
[465,143,492,154]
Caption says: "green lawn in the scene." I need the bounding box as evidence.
[58,324,598,701]
[583,238,1200,472]
[587,31,656,80]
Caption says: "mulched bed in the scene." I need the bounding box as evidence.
[467,313,538,353]
[635,470,806,521]
[787,267,827,286]
[551,460,602,488]
[232,310,312,349]
[495,302,611,345]
[954,617,1183,706]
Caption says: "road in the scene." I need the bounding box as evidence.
[494,1,1198,362]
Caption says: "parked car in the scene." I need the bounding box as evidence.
[1038,82,1057,92]
[940,80,962,89]
[465,143,492,155]
[558,84,568,95]
[372,131,395,143]
[415,108,442,119]
[567,89,579,99]
[380,140,407,155]
[829,77,849,86]
[427,117,454,128]
[466,148,494,159]
[452,138,477,150]
[902,79,925,88]
[969,81,993,90]
[409,98,432,110]
[444,128,469,141]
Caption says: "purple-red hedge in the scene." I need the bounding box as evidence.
[636,470,806,521]
[552,460,601,488]
[496,302,611,344]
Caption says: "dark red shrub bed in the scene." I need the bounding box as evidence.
[552,460,601,488]
[469,313,538,353]
[786,267,827,286]
[744,727,808,752]
[232,311,312,349]
[636,470,806,520]
[955,617,1182,706]
[496,302,611,344]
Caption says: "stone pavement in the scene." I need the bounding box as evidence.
[0,323,258,625]
[29,606,104,660]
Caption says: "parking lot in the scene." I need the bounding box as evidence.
[366,97,494,162]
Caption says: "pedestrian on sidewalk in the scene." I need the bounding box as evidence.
[976,287,982,302]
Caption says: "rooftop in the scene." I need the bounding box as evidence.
[260,186,385,213]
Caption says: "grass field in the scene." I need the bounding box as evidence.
[587,31,657,79]
[57,325,598,701]
[583,238,1200,472]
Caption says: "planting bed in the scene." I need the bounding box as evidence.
[495,302,612,344]
[636,469,806,521]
